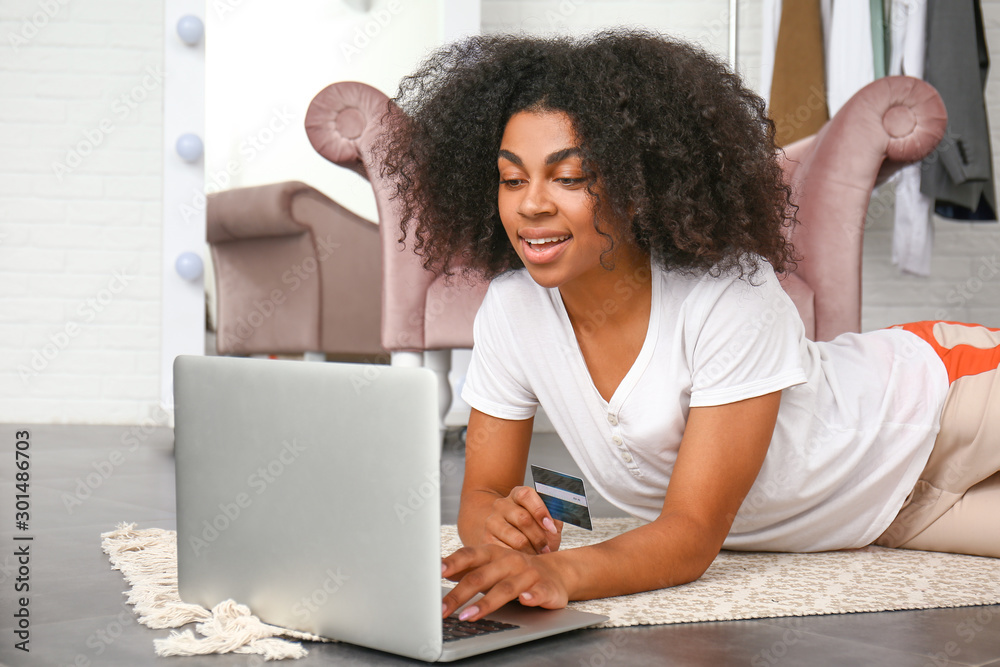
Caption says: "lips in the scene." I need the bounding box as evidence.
[519,233,571,264]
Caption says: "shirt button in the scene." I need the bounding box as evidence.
[621,451,633,463]
[607,413,618,426]
[612,435,623,446]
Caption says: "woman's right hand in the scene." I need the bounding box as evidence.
[482,486,563,554]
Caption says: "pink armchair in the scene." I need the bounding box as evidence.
[304,76,946,420]
[306,82,488,420]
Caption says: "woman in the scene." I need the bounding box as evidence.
[378,29,1000,622]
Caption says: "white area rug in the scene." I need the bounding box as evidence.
[101,523,330,660]
[442,518,1000,627]
[103,519,1000,659]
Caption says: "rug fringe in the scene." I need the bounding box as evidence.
[101,522,328,660]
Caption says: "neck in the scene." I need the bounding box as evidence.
[558,249,652,333]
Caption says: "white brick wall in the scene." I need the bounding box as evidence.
[0,0,164,425]
[483,0,1000,332]
[482,0,734,56]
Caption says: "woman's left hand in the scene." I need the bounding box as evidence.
[440,545,570,621]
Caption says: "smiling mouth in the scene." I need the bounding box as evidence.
[519,234,571,265]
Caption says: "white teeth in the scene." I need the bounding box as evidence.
[525,235,569,245]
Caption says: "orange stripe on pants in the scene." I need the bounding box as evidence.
[891,321,1000,383]
[876,321,1000,557]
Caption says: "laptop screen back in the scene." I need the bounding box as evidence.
[173,355,444,660]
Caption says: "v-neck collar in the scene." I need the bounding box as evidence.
[550,265,661,411]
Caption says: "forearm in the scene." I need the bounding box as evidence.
[549,514,723,600]
[456,410,535,547]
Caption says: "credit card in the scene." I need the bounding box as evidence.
[530,464,592,531]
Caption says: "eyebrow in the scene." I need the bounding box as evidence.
[498,147,582,166]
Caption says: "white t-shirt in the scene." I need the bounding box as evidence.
[461,261,950,552]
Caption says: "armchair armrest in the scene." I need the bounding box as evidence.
[305,80,390,179]
[306,81,439,352]
[781,76,946,340]
[207,181,314,244]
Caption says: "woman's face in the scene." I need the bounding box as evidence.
[497,110,617,290]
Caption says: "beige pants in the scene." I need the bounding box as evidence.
[874,322,1000,558]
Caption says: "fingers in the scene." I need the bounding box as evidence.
[440,545,565,621]
[448,565,539,622]
[545,519,564,553]
[510,486,560,537]
[483,512,543,554]
[485,487,559,554]
[442,544,501,584]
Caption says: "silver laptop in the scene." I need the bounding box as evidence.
[173,355,607,662]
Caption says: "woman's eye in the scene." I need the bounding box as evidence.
[557,177,585,186]
[500,178,524,187]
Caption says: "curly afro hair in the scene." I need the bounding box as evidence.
[377,29,796,281]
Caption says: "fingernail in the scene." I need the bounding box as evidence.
[541,545,551,554]
[521,592,533,601]
[442,562,447,575]
[458,606,479,621]
[543,517,557,533]
[442,603,448,616]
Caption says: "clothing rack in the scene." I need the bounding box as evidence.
[729,0,739,70]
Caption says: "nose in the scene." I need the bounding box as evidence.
[517,181,556,218]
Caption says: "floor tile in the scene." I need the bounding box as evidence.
[763,605,1000,666]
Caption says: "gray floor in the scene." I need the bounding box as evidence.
[1,424,999,666]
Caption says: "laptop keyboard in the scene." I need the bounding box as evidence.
[443,615,520,642]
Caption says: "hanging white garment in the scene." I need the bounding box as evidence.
[887,0,933,276]
[888,0,927,79]
[891,167,934,275]
[760,0,782,105]
[826,0,875,116]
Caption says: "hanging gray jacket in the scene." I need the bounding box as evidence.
[920,0,996,219]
